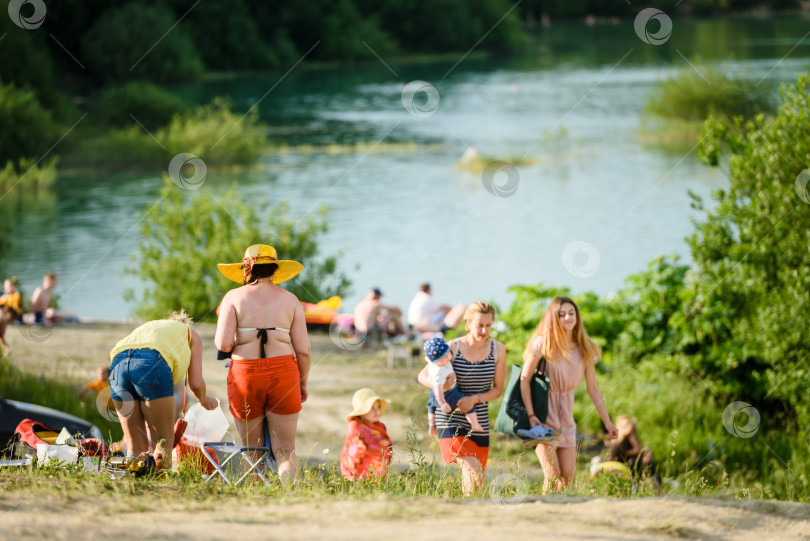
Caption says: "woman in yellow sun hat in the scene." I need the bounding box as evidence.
[214,244,311,484]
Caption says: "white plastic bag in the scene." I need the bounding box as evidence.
[36,443,79,466]
[183,399,229,445]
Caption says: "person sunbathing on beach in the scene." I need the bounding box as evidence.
[407,283,466,336]
[424,337,484,435]
[352,287,407,338]
[27,273,78,325]
[29,273,57,324]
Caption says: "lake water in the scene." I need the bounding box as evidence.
[3,17,809,320]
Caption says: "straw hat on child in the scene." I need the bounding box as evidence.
[347,388,390,421]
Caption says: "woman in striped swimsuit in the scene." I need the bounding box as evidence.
[418,302,506,495]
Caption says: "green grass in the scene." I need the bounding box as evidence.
[1,442,802,503]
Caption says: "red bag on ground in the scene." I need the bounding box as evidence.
[173,378,189,449]
[9,419,58,459]
[173,418,187,449]
[172,438,219,475]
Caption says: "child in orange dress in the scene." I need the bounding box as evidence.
[340,388,393,480]
[79,366,115,410]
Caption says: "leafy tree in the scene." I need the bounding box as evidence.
[182,0,279,69]
[82,3,203,84]
[126,177,351,321]
[691,74,810,428]
[89,82,189,131]
[0,81,57,165]
[364,0,527,54]
[0,16,62,111]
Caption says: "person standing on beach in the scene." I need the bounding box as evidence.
[520,296,618,492]
[417,302,506,495]
[215,244,311,485]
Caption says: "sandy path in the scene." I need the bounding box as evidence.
[2,491,809,540]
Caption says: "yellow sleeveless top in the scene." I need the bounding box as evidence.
[109,320,191,384]
[0,291,22,315]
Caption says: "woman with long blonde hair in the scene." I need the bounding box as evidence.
[520,296,618,492]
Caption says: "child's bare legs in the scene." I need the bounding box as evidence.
[464,411,484,432]
[428,412,437,436]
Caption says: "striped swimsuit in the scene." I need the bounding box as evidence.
[435,339,496,447]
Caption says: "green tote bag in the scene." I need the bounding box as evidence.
[494,358,549,438]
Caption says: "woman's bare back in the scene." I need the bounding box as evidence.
[225,282,297,360]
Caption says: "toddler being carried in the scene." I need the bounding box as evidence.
[424,337,483,435]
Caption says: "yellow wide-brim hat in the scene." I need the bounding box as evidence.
[217,244,304,285]
[346,388,390,421]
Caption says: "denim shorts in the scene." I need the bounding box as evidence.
[427,387,467,414]
[109,349,175,402]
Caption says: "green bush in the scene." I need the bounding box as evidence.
[74,126,164,170]
[82,3,203,84]
[126,177,351,321]
[90,82,189,131]
[0,158,58,192]
[646,65,774,122]
[76,99,267,170]
[158,98,267,168]
[692,74,810,429]
[0,81,57,165]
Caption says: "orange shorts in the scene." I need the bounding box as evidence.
[439,436,489,471]
[226,355,302,419]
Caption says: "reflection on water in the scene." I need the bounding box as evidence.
[2,17,809,320]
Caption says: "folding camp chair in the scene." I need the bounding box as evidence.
[200,442,271,486]
[200,417,278,486]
